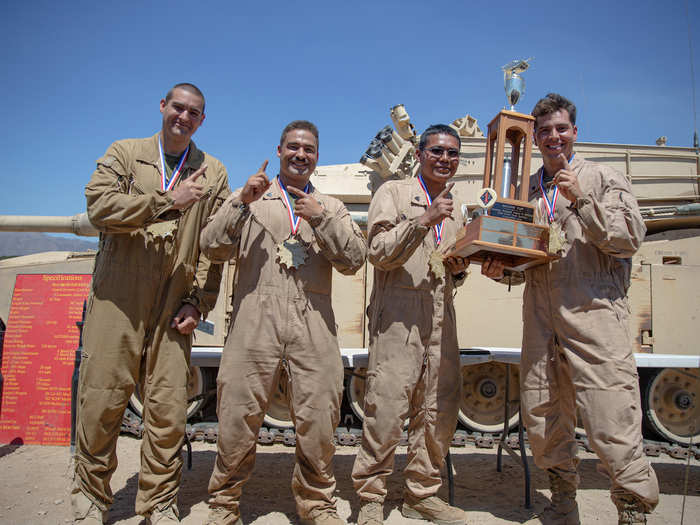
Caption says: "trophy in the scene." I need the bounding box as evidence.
[503,58,531,110]
[448,58,554,272]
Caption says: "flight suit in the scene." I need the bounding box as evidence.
[520,156,658,511]
[352,177,466,502]
[200,179,366,520]
[74,133,230,517]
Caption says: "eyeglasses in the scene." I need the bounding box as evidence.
[424,147,460,159]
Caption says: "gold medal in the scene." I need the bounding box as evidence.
[145,219,178,240]
[429,250,446,279]
[277,237,308,269]
[547,222,566,255]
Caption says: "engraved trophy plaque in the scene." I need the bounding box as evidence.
[448,59,555,272]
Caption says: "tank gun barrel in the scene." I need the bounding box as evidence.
[640,203,700,219]
[0,213,98,237]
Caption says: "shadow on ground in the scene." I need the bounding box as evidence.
[109,444,699,524]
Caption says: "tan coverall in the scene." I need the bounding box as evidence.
[74,133,230,516]
[200,179,366,519]
[352,178,466,503]
[519,156,658,511]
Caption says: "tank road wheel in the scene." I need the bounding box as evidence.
[263,367,294,429]
[643,367,700,445]
[458,362,520,433]
[129,365,209,421]
[346,366,409,428]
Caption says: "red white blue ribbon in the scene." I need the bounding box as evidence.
[277,176,310,235]
[539,153,574,223]
[418,174,444,246]
[539,168,559,223]
[158,138,190,191]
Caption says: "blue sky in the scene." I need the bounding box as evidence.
[2,1,698,218]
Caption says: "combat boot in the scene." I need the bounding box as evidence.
[401,493,468,525]
[614,494,647,525]
[300,509,346,525]
[528,470,579,525]
[71,489,106,525]
[147,503,179,524]
[204,505,242,525]
[357,500,383,525]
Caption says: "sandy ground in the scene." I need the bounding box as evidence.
[0,437,697,525]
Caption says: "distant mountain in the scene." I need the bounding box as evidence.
[0,232,98,257]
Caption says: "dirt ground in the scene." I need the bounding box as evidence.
[0,438,697,525]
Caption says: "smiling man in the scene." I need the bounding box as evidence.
[72,83,231,525]
[351,124,470,525]
[200,121,367,525]
[482,93,659,525]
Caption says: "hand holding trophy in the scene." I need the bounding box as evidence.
[446,58,558,272]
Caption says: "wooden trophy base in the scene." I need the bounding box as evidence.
[450,215,554,272]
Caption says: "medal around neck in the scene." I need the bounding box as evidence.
[277,237,308,270]
[429,250,446,280]
[145,219,178,241]
[547,222,566,255]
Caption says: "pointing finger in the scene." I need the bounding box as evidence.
[287,186,307,199]
[258,160,269,174]
[557,153,571,170]
[436,182,455,200]
[190,164,208,181]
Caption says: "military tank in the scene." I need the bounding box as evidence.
[1,105,698,451]
[320,104,700,448]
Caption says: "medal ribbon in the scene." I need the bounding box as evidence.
[538,154,575,223]
[417,174,444,246]
[277,176,310,235]
[539,168,559,224]
[158,138,190,191]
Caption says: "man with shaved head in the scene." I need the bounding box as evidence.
[73,83,230,525]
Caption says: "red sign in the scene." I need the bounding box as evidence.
[0,274,91,446]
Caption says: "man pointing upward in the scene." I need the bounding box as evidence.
[201,120,367,525]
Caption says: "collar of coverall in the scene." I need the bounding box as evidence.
[136,133,205,176]
[261,175,317,201]
[412,174,454,208]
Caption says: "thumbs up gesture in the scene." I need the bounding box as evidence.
[418,182,455,227]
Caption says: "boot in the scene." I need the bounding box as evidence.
[204,505,243,525]
[300,509,346,525]
[614,494,647,525]
[528,470,580,525]
[147,503,179,524]
[358,501,383,525]
[71,489,106,525]
[401,493,468,525]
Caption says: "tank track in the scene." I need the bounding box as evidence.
[120,410,700,461]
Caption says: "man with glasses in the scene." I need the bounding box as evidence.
[352,124,470,525]
[200,121,367,525]
[482,93,658,524]
[73,83,231,525]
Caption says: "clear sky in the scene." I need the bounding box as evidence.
[2,0,698,218]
